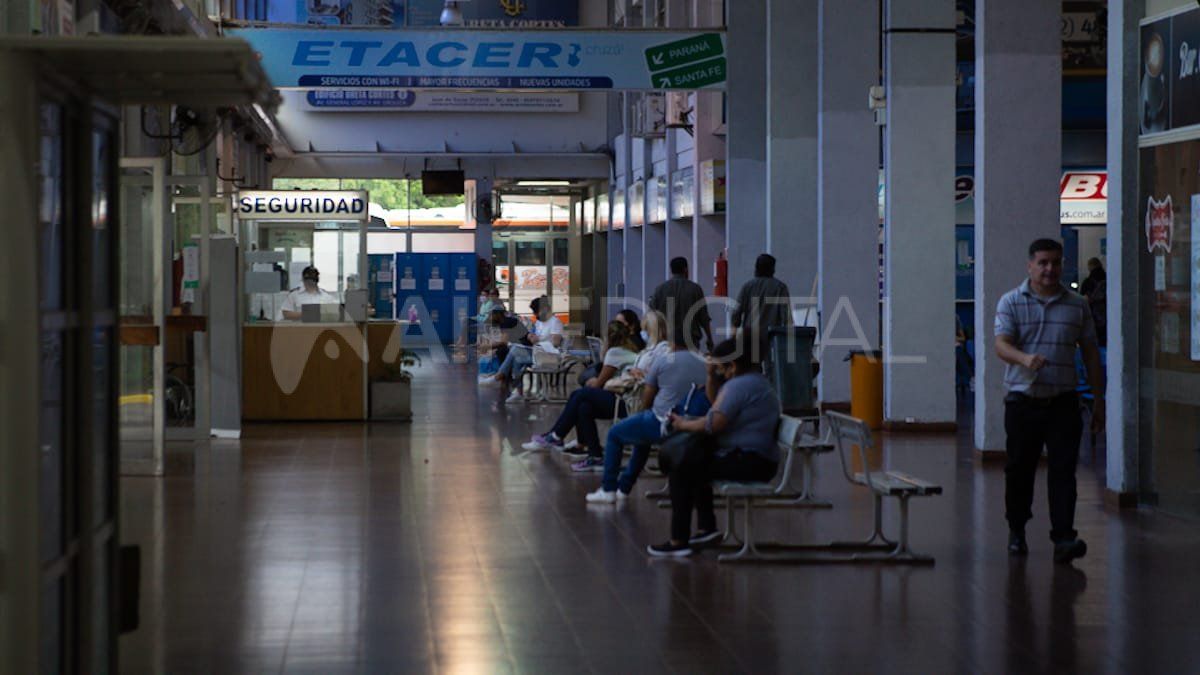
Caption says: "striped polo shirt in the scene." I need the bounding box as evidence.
[994,280,1097,397]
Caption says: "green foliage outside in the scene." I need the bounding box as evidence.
[272,178,465,211]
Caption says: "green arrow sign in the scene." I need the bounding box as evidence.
[652,57,726,89]
[645,33,724,73]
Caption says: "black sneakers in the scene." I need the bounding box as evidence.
[1008,531,1029,556]
[647,541,694,557]
[688,530,723,546]
[1053,538,1088,564]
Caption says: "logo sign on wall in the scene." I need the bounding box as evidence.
[1060,171,1108,224]
[1145,195,1174,253]
[228,28,728,91]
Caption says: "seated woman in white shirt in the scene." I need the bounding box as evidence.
[281,266,339,321]
[521,320,640,470]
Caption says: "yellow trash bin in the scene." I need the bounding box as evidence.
[846,350,884,430]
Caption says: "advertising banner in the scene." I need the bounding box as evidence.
[228,28,728,91]
[1139,7,1200,135]
[303,89,579,111]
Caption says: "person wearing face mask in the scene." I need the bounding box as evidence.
[648,333,781,557]
[281,266,339,321]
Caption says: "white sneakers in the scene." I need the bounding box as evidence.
[585,487,628,504]
[477,374,500,388]
[504,390,524,405]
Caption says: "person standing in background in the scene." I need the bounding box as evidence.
[731,254,792,366]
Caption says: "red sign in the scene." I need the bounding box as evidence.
[1060,172,1108,200]
[1146,195,1174,253]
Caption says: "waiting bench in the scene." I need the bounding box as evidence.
[715,411,942,564]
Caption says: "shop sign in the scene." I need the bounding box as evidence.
[303,89,579,112]
[1140,8,1200,134]
[1060,171,1108,224]
[234,190,370,222]
[629,180,646,228]
[1145,195,1174,253]
[699,159,726,215]
[671,167,695,220]
[228,28,728,91]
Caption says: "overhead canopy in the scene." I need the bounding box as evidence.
[0,35,278,108]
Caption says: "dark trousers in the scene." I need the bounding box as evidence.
[669,449,777,542]
[1004,392,1083,542]
[549,387,624,455]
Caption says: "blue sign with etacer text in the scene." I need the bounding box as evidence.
[227,28,727,91]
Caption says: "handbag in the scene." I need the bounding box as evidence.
[656,430,712,476]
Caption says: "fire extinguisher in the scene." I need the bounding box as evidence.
[714,249,728,297]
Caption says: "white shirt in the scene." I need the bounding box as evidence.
[281,286,338,315]
[531,316,564,352]
[634,340,671,372]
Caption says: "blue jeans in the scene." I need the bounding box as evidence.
[497,346,532,383]
[549,386,623,455]
[602,410,663,493]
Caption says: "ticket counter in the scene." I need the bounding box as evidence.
[242,320,407,421]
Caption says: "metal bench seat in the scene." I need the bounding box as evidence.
[856,471,944,497]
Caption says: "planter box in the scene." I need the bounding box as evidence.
[370,379,412,421]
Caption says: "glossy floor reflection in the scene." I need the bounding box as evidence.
[120,365,1200,674]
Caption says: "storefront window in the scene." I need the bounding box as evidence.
[1138,141,1200,515]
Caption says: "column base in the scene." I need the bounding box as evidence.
[819,401,851,413]
[1104,489,1139,509]
[974,447,1006,463]
[882,420,957,432]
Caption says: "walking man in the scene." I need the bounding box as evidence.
[994,238,1104,564]
[731,253,791,366]
[648,257,715,353]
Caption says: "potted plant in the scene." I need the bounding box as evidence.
[370,349,421,421]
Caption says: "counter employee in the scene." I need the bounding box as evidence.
[281,266,338,321]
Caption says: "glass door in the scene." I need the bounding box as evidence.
[492,236,571,322]
[118,158,167,476]
[513,239,548,318]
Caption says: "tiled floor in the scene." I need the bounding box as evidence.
[119,365,1200,674]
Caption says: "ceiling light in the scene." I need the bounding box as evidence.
[516,180,572,187]
[439,0,464,26]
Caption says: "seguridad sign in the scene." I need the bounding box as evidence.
[234,190,369,222]
[226,28,728,91]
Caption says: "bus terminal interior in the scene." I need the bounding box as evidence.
[3,1,1200,672]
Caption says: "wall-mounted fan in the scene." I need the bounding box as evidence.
[140,105,223,156]
[170,107,221,156]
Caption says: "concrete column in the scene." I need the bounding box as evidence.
[625,220,645,307]
[882,0,956,426]
[724,0,767,294]
[607,223,624,319]
[973,0,1062,452]
[1104,0,1142,500]
[817,0,881,405]
[767,0,819,299]
[472,177,493,263]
